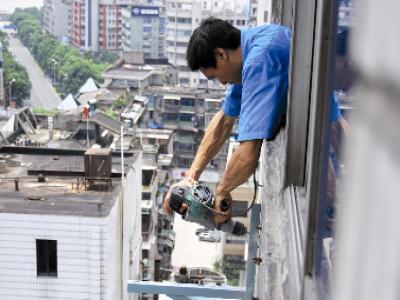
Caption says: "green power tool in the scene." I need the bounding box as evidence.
[170,184,248,236]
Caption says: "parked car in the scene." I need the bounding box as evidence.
[198,231,221,242]
[195,227,209,235]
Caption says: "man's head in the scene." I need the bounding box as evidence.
[187,18,243,85]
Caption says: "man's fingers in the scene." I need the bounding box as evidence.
[179,203,188,214]
[215,214,226,225]
[215,211,231,225]
[163,191,173,214]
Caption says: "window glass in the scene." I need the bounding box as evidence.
[314,1,356,297]
[36,240,57,277]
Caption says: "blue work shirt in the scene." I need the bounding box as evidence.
[331,93,341,123]
[223,25,341,141]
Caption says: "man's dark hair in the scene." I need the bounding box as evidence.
[186,17,241,71]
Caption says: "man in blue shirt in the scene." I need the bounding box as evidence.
[164,18,344,224]
[164,18,292,223]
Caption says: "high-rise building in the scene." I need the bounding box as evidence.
[71,0,133,52]
[121,1,167,59]
[165,0,249,88]
[69,0,168,55]
[43,0,71,40]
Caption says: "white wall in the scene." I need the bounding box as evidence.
[0,213,112,299]
[256,0,272,25]
[0,154,143,300]
[54,0,70,39]
[122,153,142,300]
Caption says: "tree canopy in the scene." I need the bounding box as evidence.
[11,8,111,97]
[0,31,31,105]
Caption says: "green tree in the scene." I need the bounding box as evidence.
[18,19,40,46]
[97,50,120,64]
[2,52,31,105]
[113,94,129,109]
[11,8,111,96]
[13,7,42,22]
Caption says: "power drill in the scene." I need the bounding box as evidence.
[169,184,248,236]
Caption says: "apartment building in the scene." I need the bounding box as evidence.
[0,112,142,300]
[70,0,132,52]
[165,0,249,88]
[144,86,232,172]
[101,52,176,93]
[43,0,71,40]
[135,128,175,282]
[69,0,167,53]
[121,1,167,59]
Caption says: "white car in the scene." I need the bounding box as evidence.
[198,231,221,242]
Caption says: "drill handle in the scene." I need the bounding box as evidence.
[170,191,186,215]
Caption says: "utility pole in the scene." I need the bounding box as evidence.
[50,59,58,85]
[8,78,15,109]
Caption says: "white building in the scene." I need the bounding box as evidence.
[121,1,167,59]
[256,0,272,25]
[0,147,142,300]
[165,0,249,88]
[43,0,71,41]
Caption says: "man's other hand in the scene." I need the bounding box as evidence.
[214,192,233,225]
[163,178,195,214]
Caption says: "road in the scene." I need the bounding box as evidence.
[171,214,223,270]
[7,33,61,109]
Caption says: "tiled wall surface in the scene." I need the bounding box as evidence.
[0,154,143,300]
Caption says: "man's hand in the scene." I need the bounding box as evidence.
[214,190,233,225]
[163,178,195,214]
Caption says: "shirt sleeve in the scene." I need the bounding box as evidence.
[331,92,342,122]
[237,55,288,141]
[222,84,242,117]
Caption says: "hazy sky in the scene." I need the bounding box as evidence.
[0,0,44,13]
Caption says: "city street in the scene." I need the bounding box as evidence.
[7,33,61,109]
[171,213,223,270]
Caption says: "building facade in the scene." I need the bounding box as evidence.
[0,147,142,300]
[121,2,167,59]
[165,0,249,88]
[144,86,233,171]
[71,0,132,52]
[256,0,272,25]
[43,0,71,40]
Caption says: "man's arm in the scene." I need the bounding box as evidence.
[163,109,236,213]
[187,110,236,180]
[214,139,263,223]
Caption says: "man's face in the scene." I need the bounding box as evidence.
[200,48,242,85]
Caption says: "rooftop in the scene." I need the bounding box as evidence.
[145,86,227,98]
[136,128,173,140]
[0,146,140,217]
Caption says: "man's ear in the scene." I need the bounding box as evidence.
[214,48,228,61]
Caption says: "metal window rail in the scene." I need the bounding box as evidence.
[127,204,261,300]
